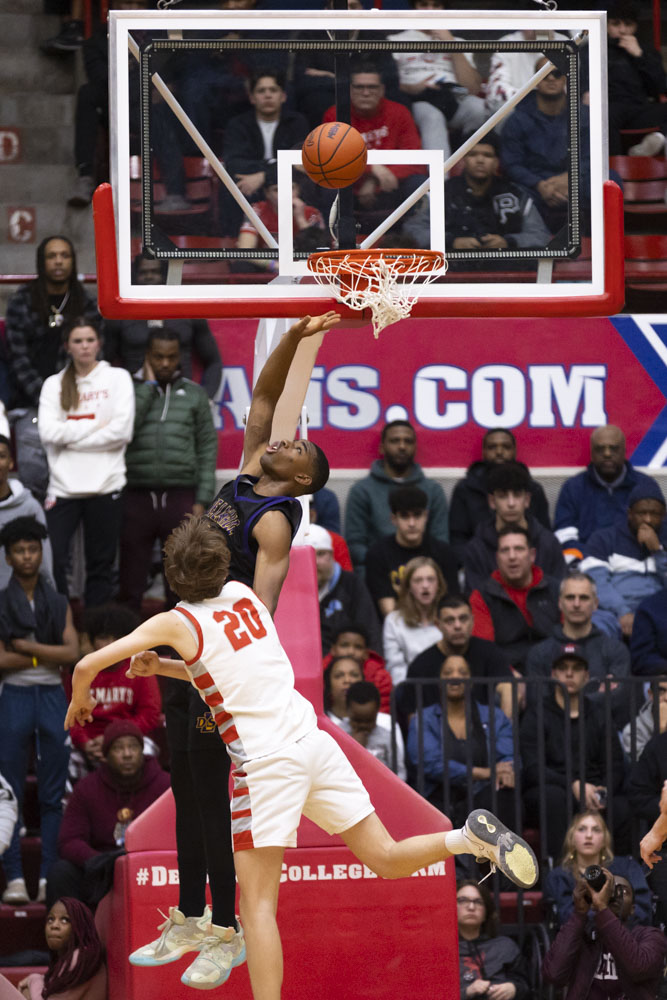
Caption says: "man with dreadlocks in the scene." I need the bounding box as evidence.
[4,235,101,501]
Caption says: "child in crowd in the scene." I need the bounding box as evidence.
[323,622,391,712]
[0,435,54,590]
[65,516,538,1000]
[18,897,107,1000]
[341,680,406,780]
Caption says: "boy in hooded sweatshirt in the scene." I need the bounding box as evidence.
[0,434,54,588]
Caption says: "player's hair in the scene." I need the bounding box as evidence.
[350,60,382,81]
[396,556,446,628]
[323,656,364,712]
[560,571,597,598]
[346,680,380,709]
[496,524,531,548]
[0,516,47,553]
[249,68,286,92]
[456,880,498,938]
[486,461,531,495]
[309,443,330,494]
[60,318,102,412]
[381,420,415,443]
[437,595,470,613]
[147,327,180,349]
[482,427,516,447]
[42,897,105,998]
[607,0,639,23]
[559,811,614,875]
[83,603,140,644]
[388,486,428,515]
[163,516,231,603]
[331,622,369,646]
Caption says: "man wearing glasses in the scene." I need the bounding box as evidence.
[323,64,425,215]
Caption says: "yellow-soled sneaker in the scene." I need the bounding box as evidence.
[462,810,538,889]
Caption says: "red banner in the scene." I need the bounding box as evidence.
[211,315,667,469]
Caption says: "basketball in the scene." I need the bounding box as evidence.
[301,122,368,189]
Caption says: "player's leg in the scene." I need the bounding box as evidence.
[340,809,538,889]
[233,847,285,1000]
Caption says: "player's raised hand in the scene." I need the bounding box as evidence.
[64,689,97,730]
[127,650,161,678]
[293,312,341,339]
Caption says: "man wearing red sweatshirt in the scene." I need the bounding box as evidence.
[468,526,560,672]
[47,719,170,908]
[543,870,667,999]
[323,64,425,216]
[68,604,162,775]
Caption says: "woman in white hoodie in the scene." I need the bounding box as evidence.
[38,320,135,606]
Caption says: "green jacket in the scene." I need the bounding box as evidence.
[126,376,217,505]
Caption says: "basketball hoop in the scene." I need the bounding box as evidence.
[307,249,447,337]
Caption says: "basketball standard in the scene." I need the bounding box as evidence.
[95,7,623,321]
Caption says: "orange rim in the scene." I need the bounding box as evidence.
[308,248,444,276]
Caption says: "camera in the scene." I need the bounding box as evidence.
[583,864,607,893]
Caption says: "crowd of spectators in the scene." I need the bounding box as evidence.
[2,0,667,992]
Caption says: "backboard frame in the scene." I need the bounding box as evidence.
[100,8,624,320]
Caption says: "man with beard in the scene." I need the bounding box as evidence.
[555,424,661,564]
[4,235,100,500]
[345,421,449,571]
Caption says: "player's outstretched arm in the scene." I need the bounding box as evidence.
[64,612,197,730]
[241,312,340,475]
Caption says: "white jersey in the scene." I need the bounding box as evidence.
[173,581,317,765]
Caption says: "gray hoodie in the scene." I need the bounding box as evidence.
[622,698,662,757]
[0,479,54,589]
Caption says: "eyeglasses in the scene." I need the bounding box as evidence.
[457,897,485,907]
[544,70,565,79]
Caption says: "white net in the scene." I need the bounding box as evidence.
[307,250,447,337]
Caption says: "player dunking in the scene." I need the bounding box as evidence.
[126,311,339,988]
[66,517,538,1000]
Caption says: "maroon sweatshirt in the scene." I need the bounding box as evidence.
[58,757,170,866]
[543,908,667,999]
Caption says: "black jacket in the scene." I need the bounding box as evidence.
[223,109,309,178]
[319,564,381,656]
[470,569,560,670]
[463,512,565,592]
[520,689,626,793]
[449,461,550,553]
[628,730,667,822]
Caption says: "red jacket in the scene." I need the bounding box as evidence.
[322,649,392,714]
[58,757,170,866]
[542,908,667,1000]
[323,98,424,180]
[65,659,163,749]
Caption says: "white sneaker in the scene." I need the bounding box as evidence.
[461,809,538,890]
[181,923,246,990]
[628,132,666,157]
[129,905,212,966]
[2,878,29,904]
[36,878,47,903]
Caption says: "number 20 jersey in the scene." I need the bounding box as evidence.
[172,581,318,766]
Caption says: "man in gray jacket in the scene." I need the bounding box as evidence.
[344,420,449,571]
[119,329,217,612]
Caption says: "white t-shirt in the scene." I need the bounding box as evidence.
[257,119,279,161]
[174,581,317,765]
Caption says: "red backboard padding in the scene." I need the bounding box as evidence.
[102,546,458,999]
